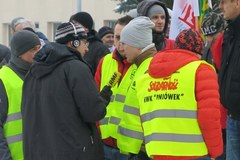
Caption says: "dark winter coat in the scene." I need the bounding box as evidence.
[21,42,107,160]
[0,44,11,67]
[218,15,240,117]
[84,30,110,75]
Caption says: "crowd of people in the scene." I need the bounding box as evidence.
[0,0,240,159]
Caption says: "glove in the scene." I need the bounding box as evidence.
[100,85,113,105]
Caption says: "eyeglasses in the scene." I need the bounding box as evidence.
[80,39,89,47]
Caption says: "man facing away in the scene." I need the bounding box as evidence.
[0,30,41,160]
[21,22,112,160]
[218,0,240,159]
[135,28,223,160]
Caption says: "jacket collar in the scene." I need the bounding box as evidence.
[135,46,156,67]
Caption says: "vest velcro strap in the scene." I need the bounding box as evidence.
[145,133,204,144]
[100,117,109,125]
[6,133,22,144]
[115,94,126,103]
[118,126,144,140]
[109,116,121,125]
[6,112,22,123]
[141,110,197,122]
[123,105,139,116]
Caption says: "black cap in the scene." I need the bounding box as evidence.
[201,12,225,36]
[98,26,113,39]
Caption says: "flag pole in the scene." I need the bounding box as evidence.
[195,16,199,31]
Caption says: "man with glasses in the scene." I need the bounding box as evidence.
[21,22,112,160]
[70,12,110,75]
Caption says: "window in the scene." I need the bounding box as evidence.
[104,20,116,29]
[47,22,61,41]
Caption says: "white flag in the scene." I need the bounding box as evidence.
[169,0,198,40]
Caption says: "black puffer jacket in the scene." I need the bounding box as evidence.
[22,42,106,160]
[84,30,110,75]
[219,15,240,117]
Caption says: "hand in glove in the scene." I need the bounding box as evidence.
[100,85,113,105]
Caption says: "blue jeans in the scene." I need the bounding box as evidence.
[103,144,151,160]
[226,116,240,160]
[103,144,129,160]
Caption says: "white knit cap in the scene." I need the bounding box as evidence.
[120,16,155,48]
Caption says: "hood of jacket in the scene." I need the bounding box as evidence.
[30,42,83,79]
[149,49,200,78]
[137,0,169,36]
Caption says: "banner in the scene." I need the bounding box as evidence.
[169,0,209,40]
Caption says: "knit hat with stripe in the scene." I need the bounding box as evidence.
[55,22,87,44]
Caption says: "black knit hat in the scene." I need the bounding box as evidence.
[70,12,94,30]
[201,12,225,36]
[55,22,87,44]
[10,30,40,57]
[98,26,113,39]
[174,28,204,55]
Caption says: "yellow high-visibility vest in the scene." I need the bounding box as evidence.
[117,57,152,154]
[0,66,24,160]
[136,61,212,157]
[100,54,136,139]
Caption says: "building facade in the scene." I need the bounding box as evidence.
[0,0,123,45]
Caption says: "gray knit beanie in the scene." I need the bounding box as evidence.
[147,5,165,18]
[120,16,155,48]
[10,30,40,57]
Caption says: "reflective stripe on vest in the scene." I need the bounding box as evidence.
[115,94,126,102]
[100,54,136,139]
[123,105,140,116]
[141,110,197,122]
[145,133,204,144]
[6,112,22,123]
[136,61,211,157]
[118,126,144,140]
[117,58,152,154]
[6,133,23,144]
[0,66,24,160]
